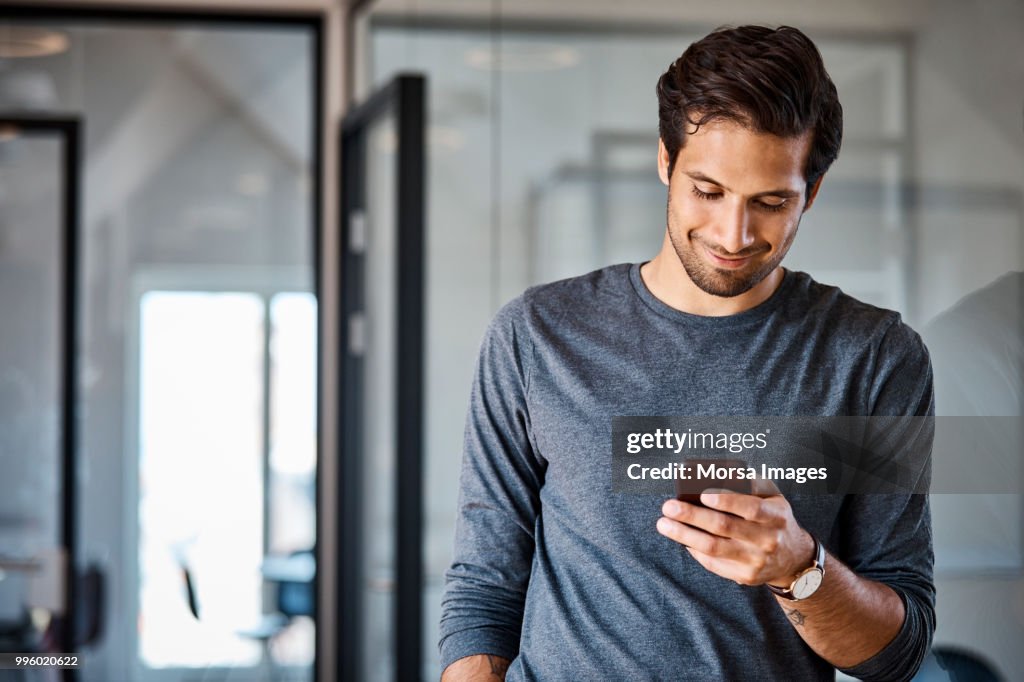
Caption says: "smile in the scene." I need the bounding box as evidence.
[703,246,754,270]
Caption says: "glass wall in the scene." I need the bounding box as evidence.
[0,14,318,682]
[0,122,70,657]
[360,2,1024,679]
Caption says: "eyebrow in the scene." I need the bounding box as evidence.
[684,171,803,200]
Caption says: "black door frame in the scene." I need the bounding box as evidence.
[0,115,80,676]
[338,73,426,682]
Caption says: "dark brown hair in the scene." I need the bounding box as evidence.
[657,25,843,198]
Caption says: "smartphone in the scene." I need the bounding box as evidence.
[674,458,752,507]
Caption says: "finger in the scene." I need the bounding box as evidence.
[661,498,762,544]
[685,547,759,585]
[656,517,747,560]
[700,490,778,523]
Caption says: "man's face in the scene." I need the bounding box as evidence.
[657,119,820,298]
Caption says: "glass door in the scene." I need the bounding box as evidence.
[338,74,426,682]
[0,117,80,675]
[0,12,321,681]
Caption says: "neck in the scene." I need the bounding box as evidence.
[640,235,785,317]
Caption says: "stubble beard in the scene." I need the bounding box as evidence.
[665,191,798,298]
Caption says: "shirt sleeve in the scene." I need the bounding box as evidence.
[438,297,547,672]
[837,318,936,682]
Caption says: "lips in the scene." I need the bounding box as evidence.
[704,246,755,269]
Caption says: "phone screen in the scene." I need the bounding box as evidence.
[673,458,752,507]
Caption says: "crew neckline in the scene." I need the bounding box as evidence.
[628,261,796,328]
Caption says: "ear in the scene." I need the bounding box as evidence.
[657,138,672,186]
[802,175,825,212]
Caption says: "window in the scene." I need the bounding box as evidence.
[137,288,316,672]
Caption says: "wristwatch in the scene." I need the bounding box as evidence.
[766,536,825,601]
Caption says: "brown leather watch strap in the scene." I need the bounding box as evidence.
[766,536,825,600]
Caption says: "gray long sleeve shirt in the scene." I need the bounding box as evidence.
[439,264,935,681]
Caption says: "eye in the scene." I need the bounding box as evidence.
[756,199,788,213]
[691,185,722,201]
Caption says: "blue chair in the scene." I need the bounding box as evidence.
[912,646,1002,682]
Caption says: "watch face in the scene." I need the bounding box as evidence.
[793,570,823,599]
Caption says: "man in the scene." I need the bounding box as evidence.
[439,25,934,681]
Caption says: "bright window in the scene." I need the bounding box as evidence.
[137,288,317,670]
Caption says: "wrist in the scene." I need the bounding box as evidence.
[767,534,826,601]
[768,528,815,587]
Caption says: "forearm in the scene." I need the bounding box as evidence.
[441,654,512,682]
[775,550,904,669]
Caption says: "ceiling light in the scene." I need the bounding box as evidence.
[236,172,269,197]
[465,44,580,72]
[0,125,19,143]
[0,27,70,59]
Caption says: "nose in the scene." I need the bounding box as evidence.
[713,201,755,254]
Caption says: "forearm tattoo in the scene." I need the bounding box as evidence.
[784,606,806,627]
[487,655,511,679]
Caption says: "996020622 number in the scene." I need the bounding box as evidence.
[10,655,79,668]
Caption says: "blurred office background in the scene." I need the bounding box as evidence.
[0,0,1021,680]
